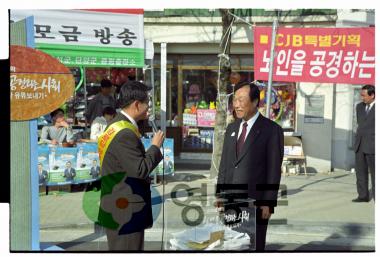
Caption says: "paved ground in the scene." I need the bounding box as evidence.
[39,169,375,252]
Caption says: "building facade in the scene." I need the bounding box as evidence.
[143,9,375,173]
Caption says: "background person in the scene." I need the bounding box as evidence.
[85,79,117,124]
[90,107,117,141]
[353,84,375,202]
[40,108,75,145]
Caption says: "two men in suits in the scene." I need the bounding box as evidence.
[98,80,164,251]
[217,82,284,251]
[353,85,375,202]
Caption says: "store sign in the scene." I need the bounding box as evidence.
[197,109,216,127]
[254,27,375,84]
[10,45,75,121]
[11,9,145,67]
[183,113,197,126]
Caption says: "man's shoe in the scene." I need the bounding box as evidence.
[352,197,370,202]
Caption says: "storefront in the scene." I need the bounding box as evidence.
[143,9,375,171]
[146,53,297,157]
[11,9,145,138]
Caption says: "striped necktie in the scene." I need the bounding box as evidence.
[236,122,248,157]
[366,104,370,115]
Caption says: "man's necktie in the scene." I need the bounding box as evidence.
[366,104,370,115]
[236,122,248,157]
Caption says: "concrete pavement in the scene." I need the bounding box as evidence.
[39,169,375,251]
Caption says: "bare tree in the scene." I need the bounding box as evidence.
[210,9,234,179]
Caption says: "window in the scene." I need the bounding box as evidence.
[257,82,296,130]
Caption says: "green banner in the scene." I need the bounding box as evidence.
[37,43,144,67]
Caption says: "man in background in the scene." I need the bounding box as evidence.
[85,79,117,124]
[90,107,117,141]
[353,85,375,202]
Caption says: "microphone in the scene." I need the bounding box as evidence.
[148,116,158,133]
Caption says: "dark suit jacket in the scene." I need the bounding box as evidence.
[64,168,76,181]
[99,113,163,233]
[39,170,48,184]
[354,102,375,154]
[164,160,174,174]
[90,166,100,179]
[217,114,284,208]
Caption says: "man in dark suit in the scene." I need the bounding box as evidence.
[163,154,174,174]
[63,161,76,182]
[38,162,48,185]
[217,82,284,251]
[353,84,375,202]
[89,159,100,179]
[98,80,164,251]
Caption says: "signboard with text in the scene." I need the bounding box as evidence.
[11,9,145,67]
[10,45,75,121]
[254,27,375,84]
[197,109,216,127]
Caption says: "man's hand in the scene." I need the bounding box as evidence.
[151,130,164,148]
[260,206,272,219]
[51,139,58,145]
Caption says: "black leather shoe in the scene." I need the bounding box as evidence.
[352,197,370,202]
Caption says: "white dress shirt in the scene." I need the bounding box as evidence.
[120,110,138,129]
[90,116,108,140]
[237,111,260,141]
[366,100,375,112]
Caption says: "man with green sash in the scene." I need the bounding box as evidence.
[97,80,164,251]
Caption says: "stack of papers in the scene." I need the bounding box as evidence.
[169,223,251,250]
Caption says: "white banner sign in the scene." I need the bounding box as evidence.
[10,9,144,49]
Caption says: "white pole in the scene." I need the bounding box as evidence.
[265,19,278,118]
[150,58,155,119]
[160,43,167,134]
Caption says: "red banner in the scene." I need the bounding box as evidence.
[254,27,375,84]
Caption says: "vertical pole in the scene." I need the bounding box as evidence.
[160,43,167,134]
[83,67,88,136]
[26,16,39,251]
[265,19,278,118]
[150,58,155,119]
[151,58,158,185]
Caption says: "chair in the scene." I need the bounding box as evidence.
[283,136,307,176]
